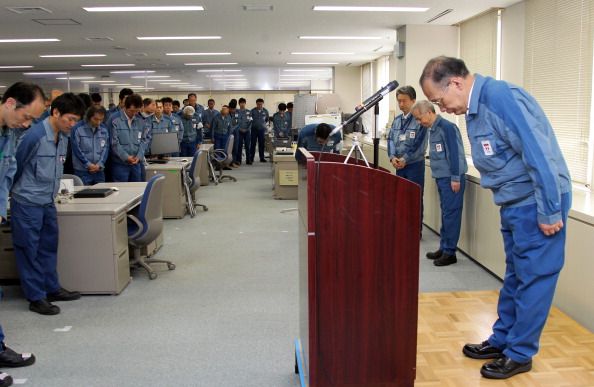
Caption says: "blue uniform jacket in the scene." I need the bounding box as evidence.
[164,113,184,142]
[30,109,50,127]
[12,118,68,206]
[237,109,252,132]
[70,120,109,172]
[203,108,220,129]
[146,114,175,149]
[272,112,291,137]
[466,74,571,224]
[0,128,17,219]
[212,115,232,136]
[428,115,468,181]
[250,108,269,132]
[108,110,149,164]
[229,111,240,133]
[387,113,428,164]
[180,115,203,144]
[296,124,341,153]
[177,105,205,122]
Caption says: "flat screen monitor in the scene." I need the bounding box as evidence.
[151,132,180,157]
[274,137,291,148]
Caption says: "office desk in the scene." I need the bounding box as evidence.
[55,184,146,295]
[145,159,190,218]
[273,152,298,199]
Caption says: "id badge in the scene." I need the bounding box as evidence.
[409,131,416,139]
[482,140,494,156]
[436,144,443,152]
[398,134,406,141]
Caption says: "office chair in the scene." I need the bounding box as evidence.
[127,174,175,280]
[210,135,237,183]
[62,174,84,187]
[185,150,209,217]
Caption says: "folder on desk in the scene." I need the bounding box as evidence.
[73,188,114,198]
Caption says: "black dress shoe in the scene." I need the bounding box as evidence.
[246,161,252,165]
[434,253,457,266]
[260,158,267,162]
[29,299,60,315]
[463,341,503,359]
[426,249,443,260]
[47,288,81,302]
[0,371,12,387]
[481,355,532,379]
[0,343,35,368]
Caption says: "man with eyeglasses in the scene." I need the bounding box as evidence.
[420,56,571,380]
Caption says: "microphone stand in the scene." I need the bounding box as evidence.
[373,103,380,170]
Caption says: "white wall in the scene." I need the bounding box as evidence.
[333,66,362,113]
[501,1,525,86]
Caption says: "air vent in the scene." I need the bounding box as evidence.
[256,51,281,55]
[136,58,160,62]
[125,53,148,57]
[243,5,274,11]
[85,37,114,42]
[33,19,80,25]
[426,9,453,23]
[113,46,128,50]
[6,7,52,14]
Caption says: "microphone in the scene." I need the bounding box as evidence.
[355,80,398,112]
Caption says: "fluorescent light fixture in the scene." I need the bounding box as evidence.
[208,74,244,78]
[83,6,204,12]
[185,63,238,66]
[159,82,191,85]
[24,72,67,75]
[102,83,131,86]
[0,65,33,69]
[0,38,60,43]
[40,54,106,58]
[148,79,181,82]
[313,6,428,12]
[81,64,135,67]
[137,36,220,40]
[130,75,170,78]
[283,69,328,72]
[287,62,338,65]
[292,52,354,55]
[129,86,155,90]
[111,70,155,74]
[166,52,231,56]
[56,76,96,80]
[197,69,241,72]
[82,80,115,83]
[299,36,382,40]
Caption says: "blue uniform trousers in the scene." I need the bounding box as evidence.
[180,140,198,158]
[111,162,141,182]
[250,128,266,161]
[488,192,571,364]
[10,200,61,302]
[73,169,106,185]
[235,130,251,164]
[396,160,425,233]
[214,133,229,152]
[436,176,465,255]
[231,130,239,164]
[0,325,3,342]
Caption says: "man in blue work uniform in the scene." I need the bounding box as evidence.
[178,93,205,122]
[388,86,428,238]
[212,105,232,151]
[202,98,219,140]
[30,89,63,126]
[105,88,133,122]
[70,105,109,185]
[412,100,467,266]
[11,92,86,315]
[0,82,46,384]
[250,98,269,163]
[228,100,241,167]
[179,106,203,157]
[161,97,184,156]
[420,56,572,379]
[235,98,252,165]
[146,99,176,156]
[272,103,291,139]
[108,94,149,182]
[296,123,341,155]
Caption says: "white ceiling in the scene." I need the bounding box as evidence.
[0,0,520,94]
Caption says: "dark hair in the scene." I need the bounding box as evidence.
[51,92,86,118]
[208,98,215,104]
[173,100,181,107]
[256,98,264,104]
[315,123,332,140]
[396,86,416,100]
[155,99,163,106]
[143,97,154,108]
[118,88,134,101]
[187,93,197,98]
[85,105,107,122]
[278,103,287,111]
[228,100,237,109]
[161,97,173,105]
[77,93,92,110]
[124,94,143,109]
[90,93,102,103]
[287,102,293,109]
[2,81,45,106]
[420,56,470,88]
[238,98,246,104]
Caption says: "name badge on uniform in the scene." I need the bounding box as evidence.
[60,155,65,163]
[327,140,334,146]
[138,132,142,139]
[398,134,406,141]
[482,140,494,156]
[436,144,443,152]
[193,124,197,129]
[175,125,180,131]
[409,131,416,139]
[100,140,105,147]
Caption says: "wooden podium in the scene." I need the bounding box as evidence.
[295,149,420,387]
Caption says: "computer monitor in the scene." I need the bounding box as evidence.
[151,132,180,158]
[274,137,291,148]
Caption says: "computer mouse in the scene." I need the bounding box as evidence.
[111,187,120,191]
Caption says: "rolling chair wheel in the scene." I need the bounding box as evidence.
[168,263,176,270]
[149,273,158,280]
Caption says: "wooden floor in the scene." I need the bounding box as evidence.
[416,291,594,387]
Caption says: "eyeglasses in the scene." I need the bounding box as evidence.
[432,81,451,106]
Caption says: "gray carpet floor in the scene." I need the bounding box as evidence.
[0,159,502,386]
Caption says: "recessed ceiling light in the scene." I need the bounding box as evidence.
[148,79,181,82]
[299,36,383,40]
[166,53,231,56]
[313,6,428,12]
[287,62,339,65]
[111,70,156,74]
[83,6,204,12]
[292,52,354,55]
[160,82,191,85]
[82,80,115,83]
[24,72,67,75]
[137,36,220,40]
[197,69,242,72]
[185,63,238,66]
[56,76,96,80]
[81,64,135,67]
[0,65,34,69]
[0,38,60,43]
[130,75,170,78]
[102,83,132,86]
[40,54,106,58]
